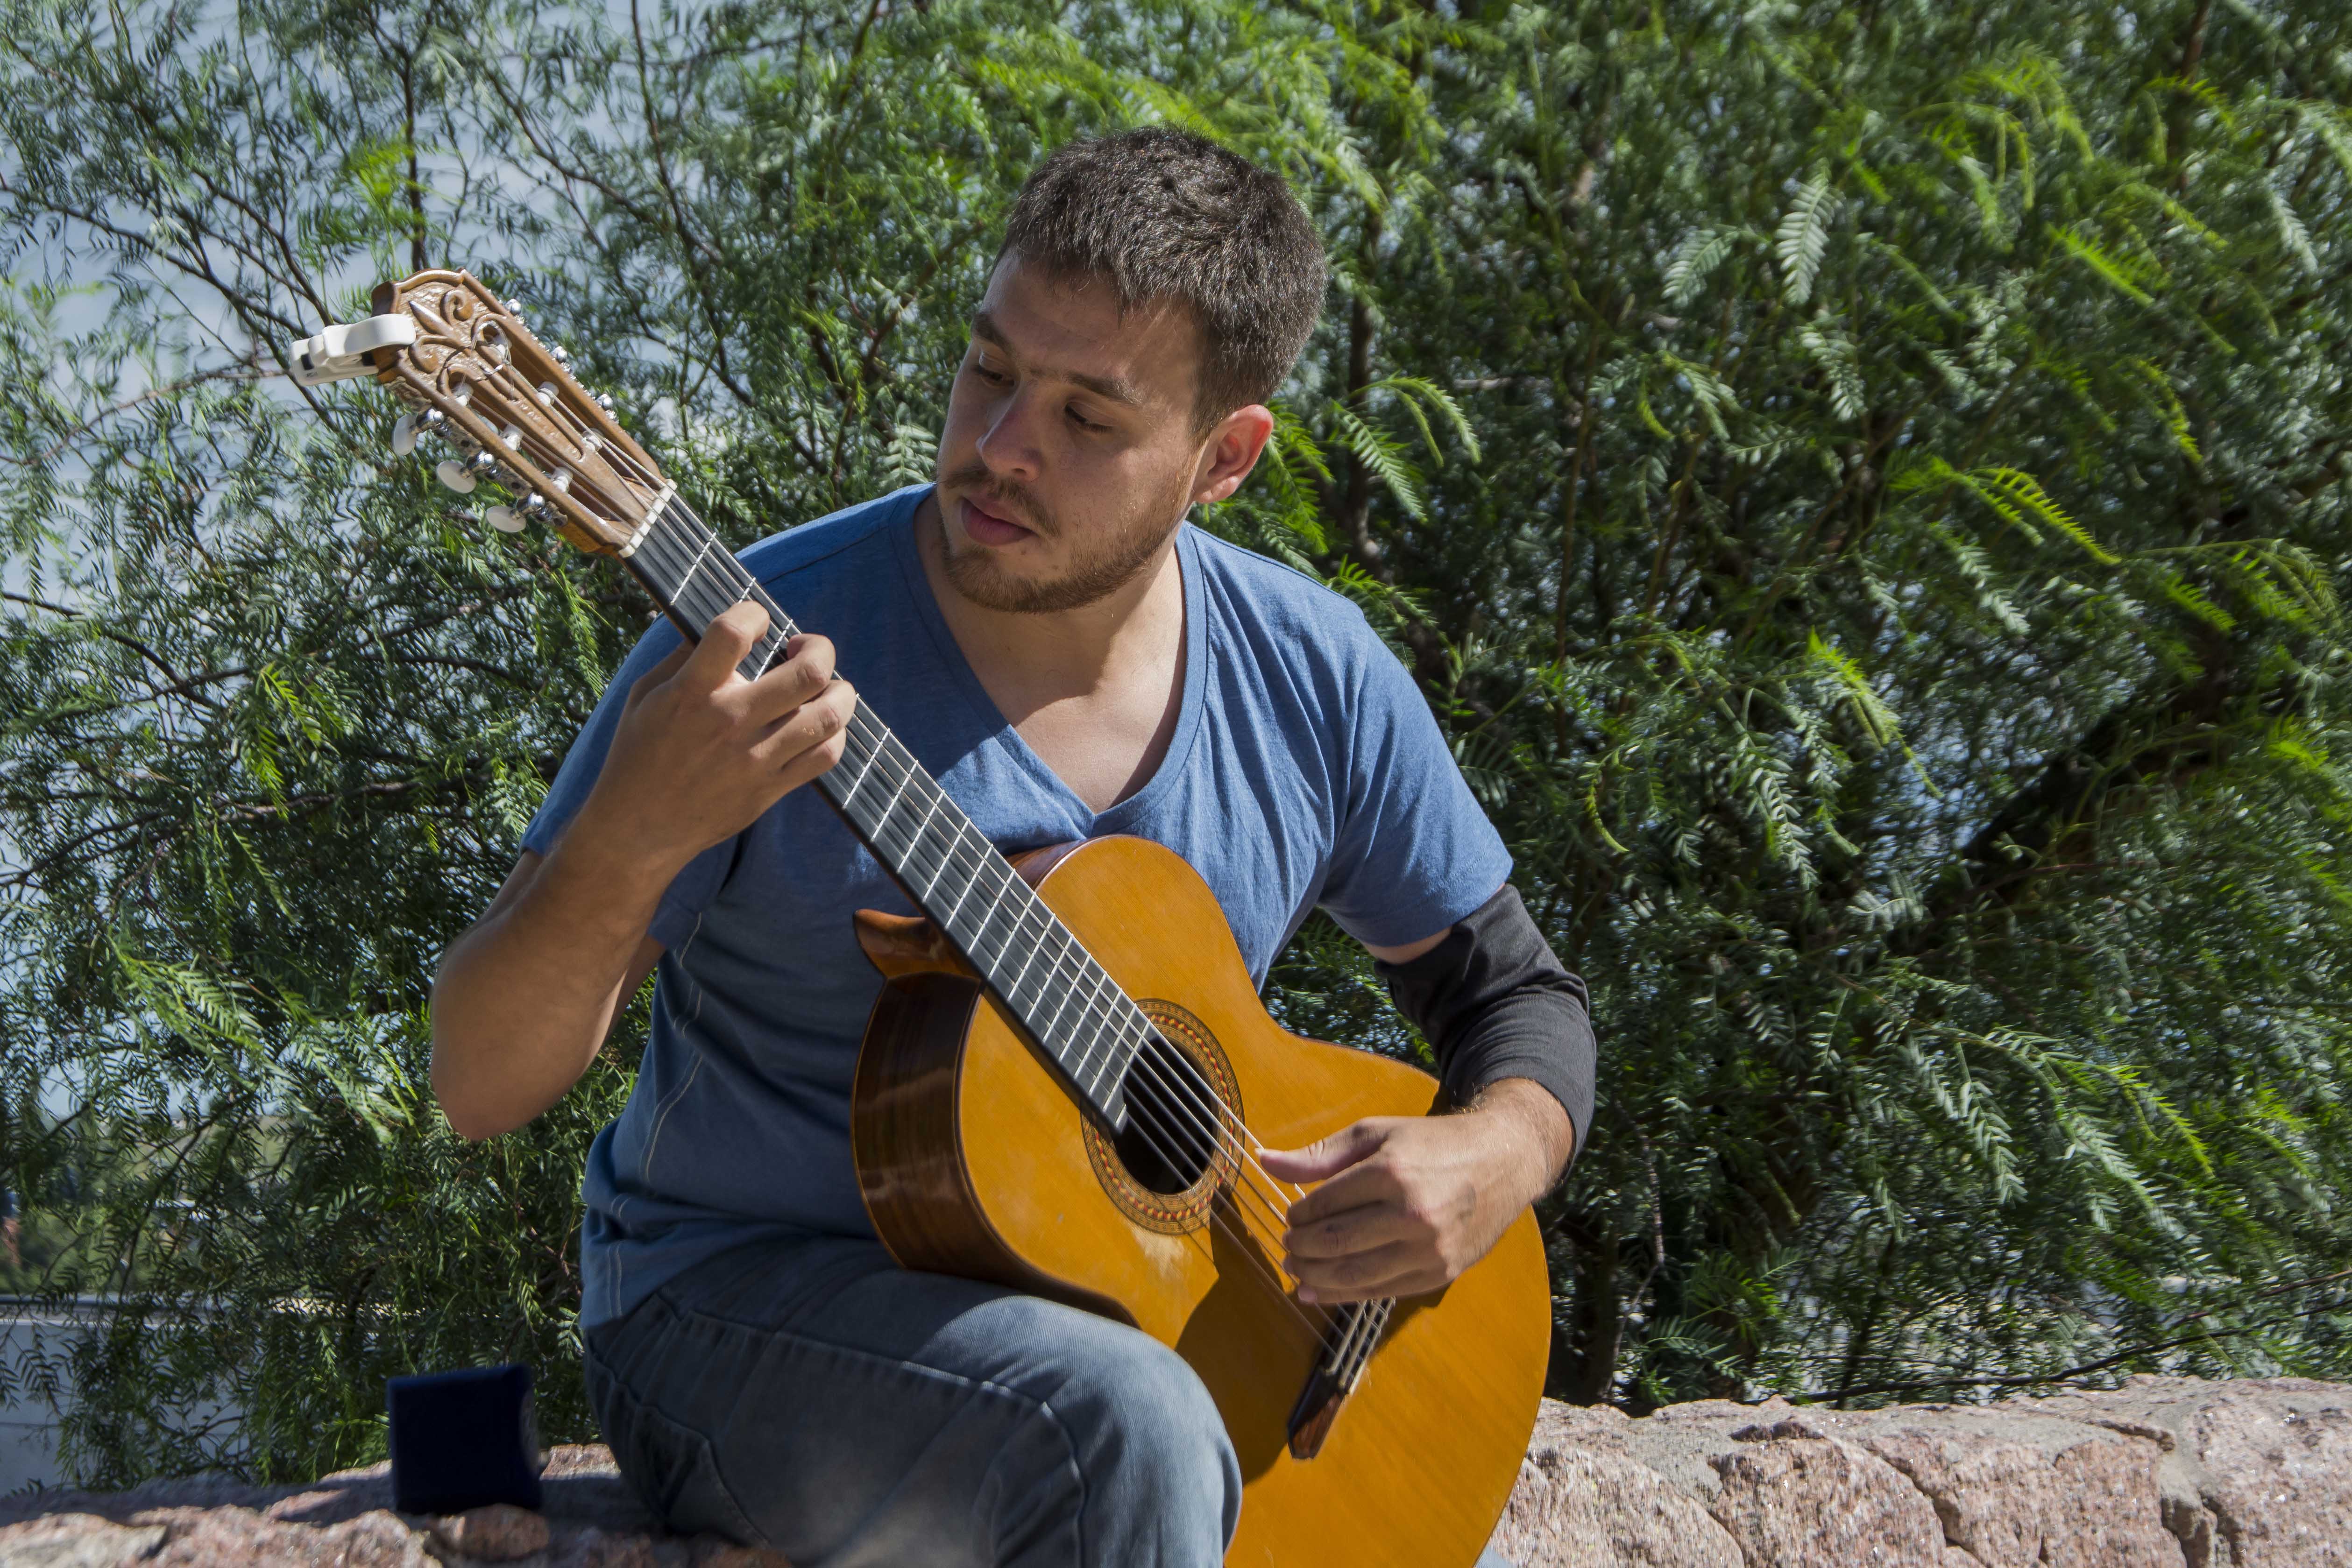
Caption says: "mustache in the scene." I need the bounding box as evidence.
[942,466,1053,535]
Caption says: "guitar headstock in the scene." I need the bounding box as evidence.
[288,270,669,557]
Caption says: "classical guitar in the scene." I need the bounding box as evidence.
[292,271,1548,1567]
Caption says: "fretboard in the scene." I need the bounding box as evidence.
[618,494,1139,1128]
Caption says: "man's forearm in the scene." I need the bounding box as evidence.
[1464,1076,1578,1200]
[1375,884,1596,1163]
[429,804,678,1140]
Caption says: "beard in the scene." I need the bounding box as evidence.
[935,461,1192,614]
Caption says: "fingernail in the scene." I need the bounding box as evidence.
[1296,1287,1317,1304]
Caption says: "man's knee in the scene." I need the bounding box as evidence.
[991,1306,1240,1563]
[1054,1327,1232,1485]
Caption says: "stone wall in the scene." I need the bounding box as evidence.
[2,1375,2345,1566]
[1494,1375,2352,1567]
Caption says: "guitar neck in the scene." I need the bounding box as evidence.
[619,497,1137,1129]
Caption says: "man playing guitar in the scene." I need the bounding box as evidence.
[428,127,1594,1568]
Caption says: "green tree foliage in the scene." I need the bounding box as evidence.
[2,0,2348,1483]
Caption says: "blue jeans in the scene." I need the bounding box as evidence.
[583,1234,1515,1567]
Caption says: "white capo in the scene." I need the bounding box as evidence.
[286,314,417,387]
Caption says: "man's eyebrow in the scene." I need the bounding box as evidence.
[971,310,1149,409]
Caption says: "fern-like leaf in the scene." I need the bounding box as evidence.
[1776,165,1835,305]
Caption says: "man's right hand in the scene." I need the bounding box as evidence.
[579,603,859,876]
[426,602,857,1142]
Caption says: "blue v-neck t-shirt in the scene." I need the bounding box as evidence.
[521,483,1512,1328]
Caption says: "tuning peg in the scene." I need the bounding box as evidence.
[535,381,558,406]
[595,393,616,412]
[485,504,524,533]
[503,297,523,313]
[391,413,419,455]
[434,459,476,494]
[550,345,571,364]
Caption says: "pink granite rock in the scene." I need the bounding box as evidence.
[145,1506,431,1567]
[1707,1434,1950,1567]
[0,1511,168,1568]
[431,1502,552,1560]
[2003,1374,2352,1567]
[1801,1411,2181,1568]
[2183,1387,2352,1566]
[1491,1444,1746,1567]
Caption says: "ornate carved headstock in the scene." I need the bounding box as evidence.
[289,270,670,557]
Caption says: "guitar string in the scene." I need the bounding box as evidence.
[466,383,1389,1366]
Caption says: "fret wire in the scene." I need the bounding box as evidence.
[830,719,889,811]
[643,496,802,674]
[900,777,951,899]
[871,741,918,837]
[931,814,995,939]
[842,722,909,836]
[666,499,780,615]
[621,500,695,605]
[659,520,741,625]
[636,502,705,594]
[635,511,739,636]
[629,529,731,648]
[964,865,1030,973]
[671,530,719,605]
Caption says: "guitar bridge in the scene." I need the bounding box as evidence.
[1284,1299,1394,1459]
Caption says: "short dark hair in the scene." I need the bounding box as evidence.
[994,127,1327,434]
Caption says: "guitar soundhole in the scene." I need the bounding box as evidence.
[1084,1001,1240,1235]
[1114,1034,1219,1194]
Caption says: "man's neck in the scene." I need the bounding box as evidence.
[911,489,1185,716]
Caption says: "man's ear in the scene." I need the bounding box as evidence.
[1190,404,1277,508]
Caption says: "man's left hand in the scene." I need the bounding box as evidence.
[1261,1078,1573,1305]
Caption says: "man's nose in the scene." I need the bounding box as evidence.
[974,387,1045,483]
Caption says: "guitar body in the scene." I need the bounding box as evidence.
[850,835,1550,1568]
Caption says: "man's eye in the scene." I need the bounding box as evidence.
[1068,408,1106,432]
[971,359,1009,384]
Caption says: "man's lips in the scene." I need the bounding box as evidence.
[958,495,1035,547]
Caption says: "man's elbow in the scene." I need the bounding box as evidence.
[428,1004,522,1143]
[430,1051,509,1143]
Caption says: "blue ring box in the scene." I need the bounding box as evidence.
[386,1362,545,1515]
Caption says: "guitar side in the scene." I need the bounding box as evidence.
[850,836,1549,1568]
